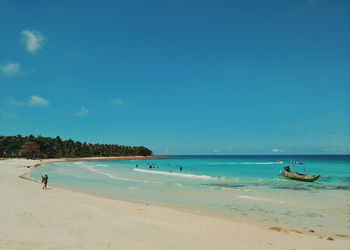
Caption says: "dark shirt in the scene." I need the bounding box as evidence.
[43,176,48,184]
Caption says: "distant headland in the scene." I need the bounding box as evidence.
[0,135,153,159]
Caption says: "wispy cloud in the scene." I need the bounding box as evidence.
[112,98,124,105]
[0,110,17,119]
[6,95,49,107]
[21,30,47,53]
[272,148,284,153]
[0,62,21,76]
[6,98,24,106]
[74,106,89,117]
[28,95,49,106]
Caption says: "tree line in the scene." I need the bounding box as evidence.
[0,135,152,159]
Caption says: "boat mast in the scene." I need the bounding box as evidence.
[290,159,294,172]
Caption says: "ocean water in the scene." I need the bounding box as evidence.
[29,155,350,235]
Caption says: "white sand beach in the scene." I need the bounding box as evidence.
[0,159,348,250]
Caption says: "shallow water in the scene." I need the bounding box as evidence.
[29,155,350,235]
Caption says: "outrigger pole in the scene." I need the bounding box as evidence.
[290,159,306,173]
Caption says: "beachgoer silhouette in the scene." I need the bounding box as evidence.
[136,164,138,168]
[180,166,183,172]
[42,174,48,189]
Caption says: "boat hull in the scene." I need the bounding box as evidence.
[281,171,320,182]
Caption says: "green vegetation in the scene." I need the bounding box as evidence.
[0,135,152,159]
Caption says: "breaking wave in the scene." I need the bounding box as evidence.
[133,168,215,180]
[73,162,163,184]
[208,162,281,165]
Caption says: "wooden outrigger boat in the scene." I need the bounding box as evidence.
[281,170,320,182]
[280,160,320,182]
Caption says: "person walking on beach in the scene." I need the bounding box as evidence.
[42,174,48,190]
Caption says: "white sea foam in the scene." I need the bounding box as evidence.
[84,165,130,180]
[208,162,280,165]
[73,161,84,165]
[133,168,215,180]
[74,162,163,184]
[237,195,284,204]
[96,164,108,167]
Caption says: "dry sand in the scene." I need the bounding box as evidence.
[0,159,348,250]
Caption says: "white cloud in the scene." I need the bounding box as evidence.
[112,98,124,105]
[0,62,21,76]
[272,148,284,153]
[21,30,47,53]
[7,95,49,107]
[28,95,49,106]
[74,106,89,117]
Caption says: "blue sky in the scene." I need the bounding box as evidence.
[0,0,349,155]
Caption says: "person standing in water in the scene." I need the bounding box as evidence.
[42,174,48,190]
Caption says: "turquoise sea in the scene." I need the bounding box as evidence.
[29,155,350,235]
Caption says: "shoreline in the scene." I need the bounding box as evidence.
[27,161,350,239]
[45,155,169,162]
[1,158,348,250]
[36,155,169,164]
